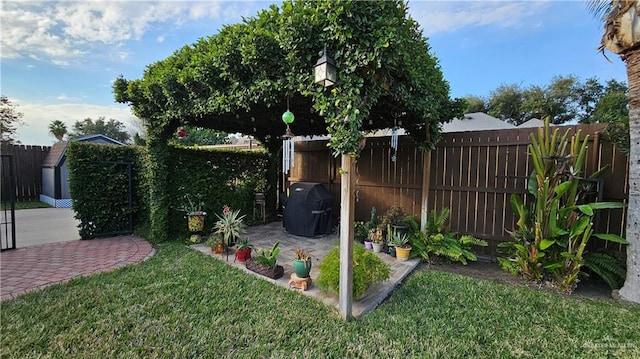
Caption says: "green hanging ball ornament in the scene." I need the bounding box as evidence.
[282,110,295,124]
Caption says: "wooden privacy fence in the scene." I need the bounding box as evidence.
[0,144,51,202]
[288,124,628,259]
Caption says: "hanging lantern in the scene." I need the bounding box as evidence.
[177,128,186,138]
[282,110,295,124]
[313,46,337,88]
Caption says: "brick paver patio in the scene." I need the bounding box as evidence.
[1,236,154,301]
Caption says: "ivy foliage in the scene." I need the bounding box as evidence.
[113,0,463,155]
[167,145,270,239]
[66,142,150,239]
[66,141,270,242]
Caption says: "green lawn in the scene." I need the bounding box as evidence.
[1,201,51,210]
[2,243,639,358]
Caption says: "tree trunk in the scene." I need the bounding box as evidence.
[619,48,640,304]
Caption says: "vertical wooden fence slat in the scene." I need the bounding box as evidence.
[0,144,50,202]
[287,123,626,259]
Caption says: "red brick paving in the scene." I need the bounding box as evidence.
[0,236,154,301]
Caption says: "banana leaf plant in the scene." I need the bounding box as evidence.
[499,118,627,293]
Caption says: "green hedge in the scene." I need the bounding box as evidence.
[67,141,271,241]
[67,142,150,239]
[167,145,270,239]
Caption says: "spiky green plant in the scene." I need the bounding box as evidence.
[501,117,628,293]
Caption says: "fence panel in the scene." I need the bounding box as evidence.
[0,144,50,202]
[286,123,627,259]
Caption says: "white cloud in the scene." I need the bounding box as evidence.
[0,1,232,66]
[13,100,140,145]
[408,1,550,35]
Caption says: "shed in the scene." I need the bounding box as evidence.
[40,134,125,208]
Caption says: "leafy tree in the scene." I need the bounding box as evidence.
[48,120,67,142]
[68,116,131,143]
[519,75,579,125]
[487,84,524,124]
[576,76,605,122]
[597,85,630,153]
[463,95,487,113]
[588,0,640,304]
[0,96,24,144]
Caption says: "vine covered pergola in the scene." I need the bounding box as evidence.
[114,0,464,318]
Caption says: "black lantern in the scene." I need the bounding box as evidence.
[313,46,337,87]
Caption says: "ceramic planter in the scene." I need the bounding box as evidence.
[236,247,252,262]
[372,242,383,253]
[293,258,312,278]
[395,246,411,261]
[387,245,396,257]
[364,240,373,250]
[187,212,206,232]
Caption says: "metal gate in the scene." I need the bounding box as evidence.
[1,154,16,250]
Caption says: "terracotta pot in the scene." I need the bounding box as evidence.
[214,242,225,254]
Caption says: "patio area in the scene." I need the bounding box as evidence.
[191,220,420,318]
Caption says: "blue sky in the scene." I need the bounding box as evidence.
[1,0,627,145]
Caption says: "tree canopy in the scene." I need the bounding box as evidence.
[114,0,463,155]
[69,117,131,143]
[1,96,24,144]
[463,76,628,126]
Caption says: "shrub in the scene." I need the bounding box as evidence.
[409,209,487,265]
[317,245,390,299]
[498,118,627,292]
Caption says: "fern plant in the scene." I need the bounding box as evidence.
[410,208,488,265]
[582,252,626,289]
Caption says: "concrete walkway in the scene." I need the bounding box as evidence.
[1,236,154,301]
[1,208,81,249]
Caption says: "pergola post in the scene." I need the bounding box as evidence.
[338,153,355,320]
[420,125,432,231]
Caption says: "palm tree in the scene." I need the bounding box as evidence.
[589,0,640,303]
[48,120,67,142]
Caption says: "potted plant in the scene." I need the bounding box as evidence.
[235,238,253,262]
[382,206,409,235]
[388,225,411,261]
[246,242,284,279]
[354,221,368,243]
[362,207,380,250]
[293,247,312,278]
[369,226,384,253]
[214,204,246,247]
[386,227,396,257]
[181,194,207,233]
[206,235,225,255]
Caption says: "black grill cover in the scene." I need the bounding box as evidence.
[283,182,333,237]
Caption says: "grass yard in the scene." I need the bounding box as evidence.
[1,201,51,210]
[2,243,639,358]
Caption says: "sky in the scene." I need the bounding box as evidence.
[1,0,628,146]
